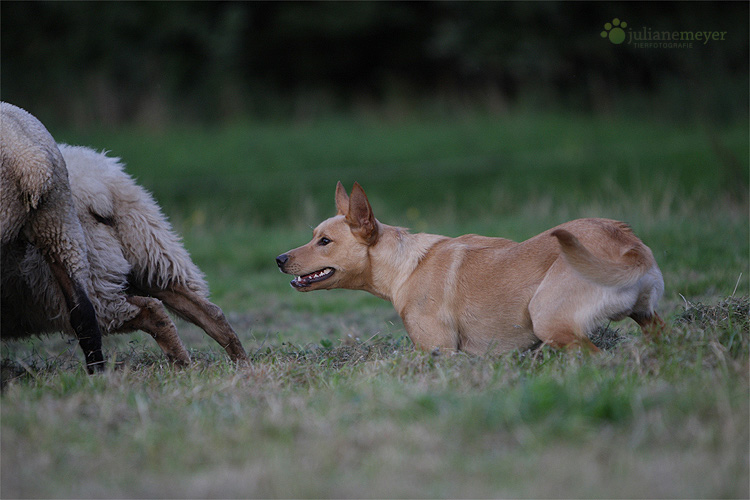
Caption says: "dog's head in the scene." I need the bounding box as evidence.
[276,181,379,292]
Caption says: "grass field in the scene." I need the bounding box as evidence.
[2,112,748,498]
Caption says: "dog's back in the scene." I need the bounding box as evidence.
[390,218,663,354]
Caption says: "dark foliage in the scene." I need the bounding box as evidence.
[2,1,747,125]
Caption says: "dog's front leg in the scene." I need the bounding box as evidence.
[402,311,460,353]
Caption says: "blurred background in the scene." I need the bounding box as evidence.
[2,1,747,128]
[1,1,747,307]
[2,5,748,497]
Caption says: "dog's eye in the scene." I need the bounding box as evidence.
[318,237,332,246]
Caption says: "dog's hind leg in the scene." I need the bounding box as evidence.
[628,267,665,339]
[121,296,191,365]
[150,284,248,363]
[531,316,601,352]
[631,312,666,339]
[529,258,602,352]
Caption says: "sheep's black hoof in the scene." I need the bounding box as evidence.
[86,359,107,374]
[83,347,106,374]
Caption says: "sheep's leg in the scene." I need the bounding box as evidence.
[47,258,105,373]
[151,285,248,363]
[122,296,191,366]
[30,187,105,373]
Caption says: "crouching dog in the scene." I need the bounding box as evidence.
[277,182,664,354]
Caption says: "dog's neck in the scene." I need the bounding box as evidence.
[365,223,446,305]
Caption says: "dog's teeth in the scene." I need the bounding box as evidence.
[294,268,333,285]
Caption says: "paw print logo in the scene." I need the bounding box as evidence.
[601,18,627,44]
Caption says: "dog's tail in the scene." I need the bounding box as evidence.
[551,228,652,288]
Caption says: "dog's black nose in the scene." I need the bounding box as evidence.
[276,254,289,269]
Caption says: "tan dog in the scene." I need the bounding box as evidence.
[276,182,665,354]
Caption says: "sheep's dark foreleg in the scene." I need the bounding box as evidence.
[151,285,248,363]
[47,259,105,373]
[122,296,191,366]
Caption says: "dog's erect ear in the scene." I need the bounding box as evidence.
[346,182,378,245]
[335,181,349,216]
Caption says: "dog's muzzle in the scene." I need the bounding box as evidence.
[275,253,335,289]
[276,253,289,271]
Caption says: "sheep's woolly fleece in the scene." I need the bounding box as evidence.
[1,103,88,278]
[4,144,210,335]
[1,103,96,338]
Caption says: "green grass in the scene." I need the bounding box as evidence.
[2,111,748,498]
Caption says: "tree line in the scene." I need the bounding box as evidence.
[2,1,747,126]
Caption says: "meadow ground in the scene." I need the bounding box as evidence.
[2,112,748,498]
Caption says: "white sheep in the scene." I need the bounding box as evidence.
[1,102,104,371]
[2,104,248,366]
[61,144,248,364]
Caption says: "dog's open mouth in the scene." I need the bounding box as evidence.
[291,268,335,289]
